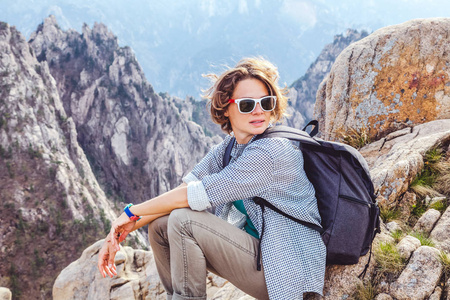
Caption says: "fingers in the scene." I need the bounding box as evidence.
[97,238,120,278]
[107,247,118,277]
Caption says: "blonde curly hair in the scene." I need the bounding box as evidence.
[203,57,288,134]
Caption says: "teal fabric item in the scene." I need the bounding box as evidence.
[232,200,259,239]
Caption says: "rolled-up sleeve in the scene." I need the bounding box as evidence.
[182,172,199,184]
[187,181,212,211]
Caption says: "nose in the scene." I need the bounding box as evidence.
[252,103,264,114]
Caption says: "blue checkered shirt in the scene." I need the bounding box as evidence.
[183,134,326,300]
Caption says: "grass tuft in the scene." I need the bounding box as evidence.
[379,205,401,223]
[391,229,404,243]
[374,242,406,276]
[439,251,450,277]
[409,231,435,247]
[351,280,375,300]
[410,148,449,198]
[429,198,448,213]
[340,126,371,150]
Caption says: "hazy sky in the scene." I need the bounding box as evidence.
[2,0,450,97]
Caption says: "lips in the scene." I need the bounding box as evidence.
[250,120,265,125]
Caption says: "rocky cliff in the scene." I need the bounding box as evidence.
[0,21,125,299]
[0,16,218,299]
[315,18,450,142]
[28,16,220,205]
[286,29,368,129]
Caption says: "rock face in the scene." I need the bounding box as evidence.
[29,16,220,204]
[359,120,450,204]
[0,21,147,299]
[315,18,450,141]
[287,29,367,129]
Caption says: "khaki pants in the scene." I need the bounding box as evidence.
[148,208,269,300]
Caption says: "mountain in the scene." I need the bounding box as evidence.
[28,16,220,205]
[0,21,122,299]
[286,29,368,129]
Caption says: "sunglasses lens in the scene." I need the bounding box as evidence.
[239,99,256,113]
[261,96,275,111]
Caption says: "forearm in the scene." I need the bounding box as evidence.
[129,185,189,217]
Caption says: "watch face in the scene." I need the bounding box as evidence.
[130,216,140,221]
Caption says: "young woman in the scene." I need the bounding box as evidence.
[98,57,326,300]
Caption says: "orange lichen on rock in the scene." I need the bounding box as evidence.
[353,42,448,139]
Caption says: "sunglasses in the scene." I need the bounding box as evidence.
[228,96,277,114]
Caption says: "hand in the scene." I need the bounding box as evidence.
[109,213,137,250]
[97,234,119,278]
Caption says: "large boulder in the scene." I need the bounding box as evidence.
[53,240,165,300]
[430,205,450,252]
[390,246,443,300]
[315,18,450,141]
[359,120,450,204]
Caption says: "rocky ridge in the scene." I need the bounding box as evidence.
[287,29,368,129]
[0,21,149,299]
[28,16,220,205]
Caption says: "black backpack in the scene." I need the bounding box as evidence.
[223,122,380,274]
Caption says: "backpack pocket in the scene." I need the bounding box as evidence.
[325,195,371,265]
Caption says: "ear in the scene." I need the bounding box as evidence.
[224,109,229,117]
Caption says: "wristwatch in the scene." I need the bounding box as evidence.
[124,203,141,221]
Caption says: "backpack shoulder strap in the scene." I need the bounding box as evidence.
[253,197,324,234]
[222,137,235,168]
[254,125,321,146]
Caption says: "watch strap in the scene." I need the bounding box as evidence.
[124,203,141,221]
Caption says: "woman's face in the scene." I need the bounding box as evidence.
[225,78,272,144]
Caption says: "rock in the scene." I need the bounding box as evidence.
[359,120,450,205]
[287,29,368,129]
[315,18,450,142]
[29,16,218,204]
[448,277,450,300]
[390,246,443,300]
[429,287,442,300]
[429,196,447,206]
[413,209,441,233]
[430,205,450,252]
[396,235,421,259]
[375,293,393,300]
[0,288,12,300]
[386,221,402,233]
[321,251,376,299]
[398,192,417,219]
[210,282,254,300]
[53,240,165,300]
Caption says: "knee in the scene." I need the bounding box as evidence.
[148,215,169,243]
[167,208,197,237]
[168,208,193,228]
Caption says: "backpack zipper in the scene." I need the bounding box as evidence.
[340,195,372,208]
